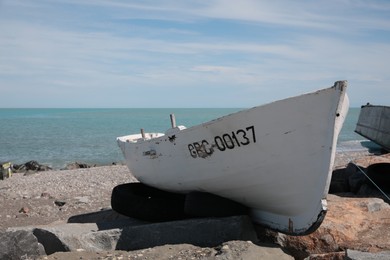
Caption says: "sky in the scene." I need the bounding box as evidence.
[0,0,389,108]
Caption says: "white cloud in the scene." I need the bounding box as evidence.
[0,0,389,107]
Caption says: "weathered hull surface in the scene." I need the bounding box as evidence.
[117,81,349,235]
[355,105,390,151]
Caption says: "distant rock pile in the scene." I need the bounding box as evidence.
[61,162,94,170]
[11,161,99,173]
[12,160,52,173]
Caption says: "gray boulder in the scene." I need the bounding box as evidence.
[115,215,258,251]
[8,215,259,256]
[346,249,390,260]
[0,230,45,259]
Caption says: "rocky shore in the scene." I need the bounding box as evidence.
[1,152,390,259]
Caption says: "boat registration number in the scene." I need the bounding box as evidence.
[188,126,256,158]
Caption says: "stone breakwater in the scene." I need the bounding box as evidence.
[0,153,390,259]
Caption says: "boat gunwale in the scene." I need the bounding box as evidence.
[118,82,346,144]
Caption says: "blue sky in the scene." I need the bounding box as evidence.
[0,0,389,108]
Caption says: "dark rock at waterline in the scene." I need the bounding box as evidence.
[62,162,94,170]
[62,162,120,170]
[9,161,121,173]
[12,160,52,173]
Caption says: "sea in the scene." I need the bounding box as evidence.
[0,107,367,169]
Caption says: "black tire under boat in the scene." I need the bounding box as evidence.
[184,191,249,218]
[111,183,249,222]
[111,182,187,222]
[366,163,390,193]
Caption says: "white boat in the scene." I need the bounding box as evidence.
[117,81,349,235]
[355,104,390,151]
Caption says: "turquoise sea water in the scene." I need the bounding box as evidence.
[0,108,363,169]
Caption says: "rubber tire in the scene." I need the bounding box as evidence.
[184,191,248,218]
[366,163,390,193]
[111,182,187,222]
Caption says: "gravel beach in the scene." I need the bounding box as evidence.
[0,165,137,232]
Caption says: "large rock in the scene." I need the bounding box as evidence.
[0,230,46,259]
[8,215,260,256]
[272,195,390,258]
[329,163,356,193]
[40,240,294,260]
[346,249,390,260]
[115,215,257,251]
[5,215,294,260]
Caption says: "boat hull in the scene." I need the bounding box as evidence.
[355,105,390,151]
[117,81,349,235]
